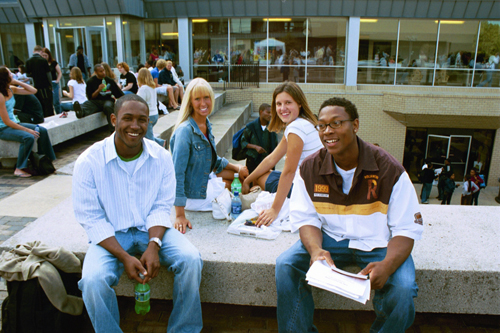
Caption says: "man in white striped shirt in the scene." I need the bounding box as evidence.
[73,94,203,333]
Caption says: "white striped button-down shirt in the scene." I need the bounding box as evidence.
[73,134,175,245]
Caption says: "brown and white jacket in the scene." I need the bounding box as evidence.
[290,137,423,251]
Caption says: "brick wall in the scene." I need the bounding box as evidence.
[223,84,500,186]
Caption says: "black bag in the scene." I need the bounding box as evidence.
[1,271,90,333]
[29,151,56,175]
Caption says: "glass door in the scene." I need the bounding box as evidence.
[425,134,471,181]
[85,27,106,68]
[448,135,471,181]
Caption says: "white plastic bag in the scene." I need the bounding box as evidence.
[226,209,282,240]
[212,188,233,221]
[185,175,225,212]
[250,191,290,229]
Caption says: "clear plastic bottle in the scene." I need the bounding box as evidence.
[231,191,242,219]
[231,173,242,196]
[34,125,39,133]
[134,273,150,315]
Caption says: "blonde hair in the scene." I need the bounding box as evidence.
[173,78,215,132]
[70,67,84,84]
[268,81,317,132]
[137,68,155,89]
[101,62,115,80]
[156,59,167,70]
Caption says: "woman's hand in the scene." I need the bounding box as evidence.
[174,215,192,234]
[241,181,250,195]
[238,166,249,182]
[256,207,279,227]
[26,128,40,138]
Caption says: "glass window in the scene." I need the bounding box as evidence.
[436,20,479,87]
[145,21,178,64]
[193,19,228,82]
[358,19,398,84]
[105,17,118,67]
[0,24,29,68]
[473,21,500,88]
[396,19,438,86]
[306,18,346,84]
[230,18,266,82]
[122,17,141,71]
[267,17,307,83]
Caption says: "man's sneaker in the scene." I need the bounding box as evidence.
[73,101,83,119]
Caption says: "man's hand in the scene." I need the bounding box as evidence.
[122,255,148,284]
[310,248,335,267]
[98,83,106,91]
[238,166,249,182]
[254,145,267,154]
[256,207,279,227]
[359,260,391,290]
[140,243,161,284]
[174,215,192,234]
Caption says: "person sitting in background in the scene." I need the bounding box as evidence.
[173,61,184,85]
[156,59,179,110]
[16,65,30,84]
[117,62,138,95]
[0,67,56,177]
[240,103,278,174]
[135,64,145,78]
[441,173,457,205]
[73,64,124,132]
[166,61,184,103]
[136,68,164,147]
[62,67,87,115]
[101,62,118,84]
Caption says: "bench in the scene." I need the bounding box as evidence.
[0,111,107,168]
[1,202,498,315]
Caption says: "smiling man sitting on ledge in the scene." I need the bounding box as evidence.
[275,97,423,333]
[72,94,203,333]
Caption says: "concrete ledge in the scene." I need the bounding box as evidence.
[0,202,498,315]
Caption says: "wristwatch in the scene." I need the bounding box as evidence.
[149,237,162,248]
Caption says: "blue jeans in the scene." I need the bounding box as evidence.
[421,182,432,203]
[145,114,165,147]
[61,102,74,111]
[122,90,134,95]
[276,232,418,333]
[472,190,480,205]
[79,227,203,333]
[52,81,62,114]
[0,123,56,169]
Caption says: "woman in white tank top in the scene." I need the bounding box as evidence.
[242,82,322,226]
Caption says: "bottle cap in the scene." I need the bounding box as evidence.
[139,272,145,280]
[234,173,239,178]
[234,191,239,196]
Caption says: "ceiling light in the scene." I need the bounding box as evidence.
[263,18,292,22]
[360,19,378,23]
[192,19,208,23]
[436,20,464,24]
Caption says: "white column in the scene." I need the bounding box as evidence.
[25,23,37,55]
[177,18,191,80]
[345,17,360,86]
[139,21,146,65]
[115,16,124,64]
[42,19,50,52]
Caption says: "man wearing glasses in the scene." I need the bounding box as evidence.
[275,97,423,332]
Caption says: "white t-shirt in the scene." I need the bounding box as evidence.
[137,85,158,116]
[67,79,87,104]
[335,164,356,195]
[284,117,323,170]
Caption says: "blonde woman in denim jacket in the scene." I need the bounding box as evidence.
[170,78,248,234]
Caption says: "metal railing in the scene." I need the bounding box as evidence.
[224,64,260,90]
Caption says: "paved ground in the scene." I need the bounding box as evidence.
[0,124,499,332]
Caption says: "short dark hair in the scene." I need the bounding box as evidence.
[77,45,83,51]
[94,64,103,72]
[114,94,149,115]
[319,97,359,120]
[259,103,271,113]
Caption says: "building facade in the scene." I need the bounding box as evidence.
[1,0,499,185]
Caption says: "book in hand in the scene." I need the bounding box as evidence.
[305,260,371,304]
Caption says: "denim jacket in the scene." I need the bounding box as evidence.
[170,117,228,206]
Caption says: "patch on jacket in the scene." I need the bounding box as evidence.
[314,184,329,198]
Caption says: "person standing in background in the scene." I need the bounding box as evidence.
[25,45,54,117]
[41,48,63,115]
[68,46,91,81]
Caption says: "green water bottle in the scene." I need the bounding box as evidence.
[231,173,242,196]
[135,273,150,315]
[101,78,107,92]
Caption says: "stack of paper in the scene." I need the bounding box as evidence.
[306,260,371,304]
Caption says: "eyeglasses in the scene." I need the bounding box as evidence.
[315,119,354,132]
